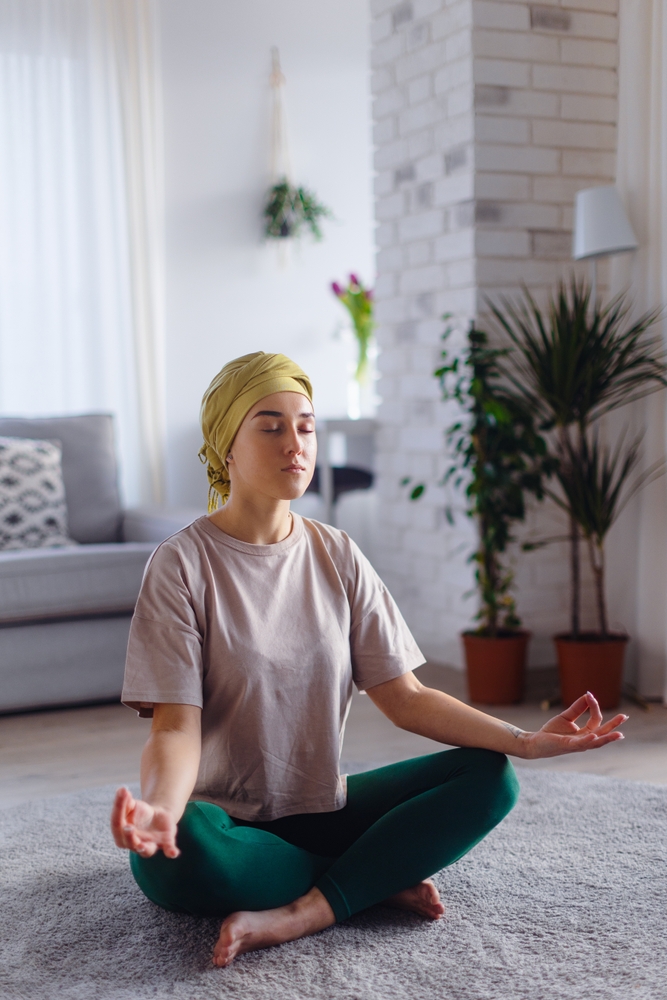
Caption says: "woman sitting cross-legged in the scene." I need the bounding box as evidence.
[111,351,627,968]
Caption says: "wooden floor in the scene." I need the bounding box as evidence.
[0,664,665,809]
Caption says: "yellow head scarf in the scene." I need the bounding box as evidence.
[198,351,313,510]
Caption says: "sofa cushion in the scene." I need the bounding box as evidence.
[0,542,156,623]
[0,414,122,544]
[0,437,77,550]
[0,616,133,712]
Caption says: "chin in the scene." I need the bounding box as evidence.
[263,479,309,502]
[284,484,310,502]
[277,472,314,501]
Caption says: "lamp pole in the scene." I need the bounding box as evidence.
[590,257,597,307]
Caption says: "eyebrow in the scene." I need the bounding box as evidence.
[252,410,315,419]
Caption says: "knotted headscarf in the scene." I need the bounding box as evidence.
[198,351,313,510]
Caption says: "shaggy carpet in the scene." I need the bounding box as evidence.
[0,766,665,1000]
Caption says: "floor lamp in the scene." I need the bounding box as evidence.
[572,185,638,303]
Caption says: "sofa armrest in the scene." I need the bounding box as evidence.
[121,507,204,544]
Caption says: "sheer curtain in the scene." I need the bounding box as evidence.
[0,0,164,505]
[611,0,667,699]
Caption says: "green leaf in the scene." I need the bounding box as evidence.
[264,179,332,242]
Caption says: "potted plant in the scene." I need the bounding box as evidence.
[490,278,666,707]
[264,180,331,241]
[405,320,553,704]
[549,431,664,707]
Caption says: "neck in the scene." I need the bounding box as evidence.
[208,491,293,545]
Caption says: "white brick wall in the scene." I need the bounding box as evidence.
[371,0,618,667]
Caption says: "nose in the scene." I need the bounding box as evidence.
[285,424,304,456]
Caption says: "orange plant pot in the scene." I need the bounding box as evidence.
[554,633,628,710]
[462,631,530,705]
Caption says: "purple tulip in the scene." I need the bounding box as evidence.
[331,281,343,296]
[349,273,360,287]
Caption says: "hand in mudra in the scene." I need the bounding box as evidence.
[520,691,627,759]
[110,786,180,859]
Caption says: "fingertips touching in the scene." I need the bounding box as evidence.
[585,691,603,720]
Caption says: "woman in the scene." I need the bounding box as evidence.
[112,351,626,968]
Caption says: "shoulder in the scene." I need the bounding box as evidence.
[296,514,383,603]
[298,515,361,567]
[140,517,211,582]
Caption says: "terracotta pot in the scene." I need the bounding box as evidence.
[462,631,530,705]
[554,633,628,710]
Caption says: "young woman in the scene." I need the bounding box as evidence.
[111,351,627,968]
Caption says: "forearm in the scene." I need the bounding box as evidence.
[140,728,201,821]
[390,685,529,758]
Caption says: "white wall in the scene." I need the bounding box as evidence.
[158,0,375,508]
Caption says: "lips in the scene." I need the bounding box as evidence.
[283,465,306,472]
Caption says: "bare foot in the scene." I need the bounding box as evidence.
[384,879,445,920]
[212,887,335,968]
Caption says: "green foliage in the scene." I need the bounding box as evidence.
[264,179,332,241]
[488,280,665,431]
[548,430,665,638]
[331,275,375,382]
[490,276,667,638]
[406,319,553,637]
[555,431,643,546]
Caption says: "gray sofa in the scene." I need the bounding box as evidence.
[0,414,201,713]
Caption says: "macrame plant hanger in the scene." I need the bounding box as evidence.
[270,47,292,266]
[270,47,292,187]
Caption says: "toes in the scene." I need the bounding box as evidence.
[212,946,231,968]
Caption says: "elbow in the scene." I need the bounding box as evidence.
[386,692,423,732]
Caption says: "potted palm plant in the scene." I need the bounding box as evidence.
[549,431,664,707]
[405,320,553,704]
[489,278,666,707]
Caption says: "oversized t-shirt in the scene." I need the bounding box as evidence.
[122,513,425,821]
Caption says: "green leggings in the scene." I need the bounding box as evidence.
[130,748,519,923]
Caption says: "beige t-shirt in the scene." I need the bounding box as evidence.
[122,513,425,821]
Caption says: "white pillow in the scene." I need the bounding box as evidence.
[0,436,77,550]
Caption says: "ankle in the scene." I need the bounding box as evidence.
[288,888,335,933]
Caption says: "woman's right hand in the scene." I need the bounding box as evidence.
[110,786,180,859]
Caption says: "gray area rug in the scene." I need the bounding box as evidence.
[0,766,665,1000]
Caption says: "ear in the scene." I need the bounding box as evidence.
[226,451,233,465]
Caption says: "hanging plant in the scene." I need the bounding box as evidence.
[264,49,332,244]
[331,274,375,382]
[264,179,331,241]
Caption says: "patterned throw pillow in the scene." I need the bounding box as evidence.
[0,436,77,550]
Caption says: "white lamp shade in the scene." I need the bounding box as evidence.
[572,185,638,260]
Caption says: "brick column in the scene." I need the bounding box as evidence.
[371,0,618,666]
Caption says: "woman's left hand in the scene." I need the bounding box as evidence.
[521,691,627,759]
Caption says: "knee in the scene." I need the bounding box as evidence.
[465,748,520,822]
[129,802,226,916]
[454,747,519,829]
